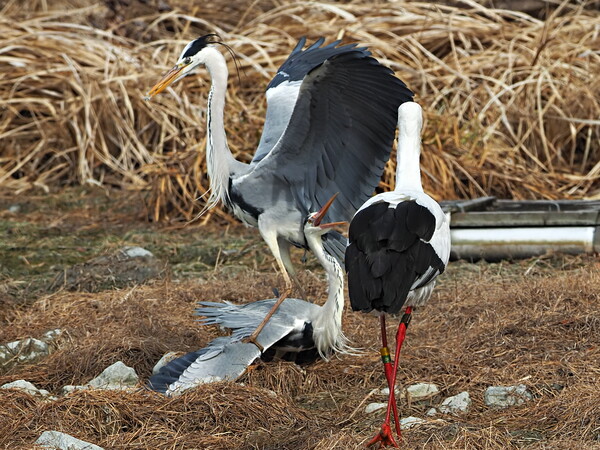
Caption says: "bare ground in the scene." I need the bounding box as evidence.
[0,189,599,449]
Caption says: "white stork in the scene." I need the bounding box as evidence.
[345,102,451,447]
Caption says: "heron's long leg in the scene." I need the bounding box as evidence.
[246,227,293,351]
[278,238,309,301]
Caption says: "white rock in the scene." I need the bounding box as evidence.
[1,380,51,397]
[404,383,439,401]
[439,391,471,414]
[61,385,86,395]
[484,384,532,408]
[35,430,104,450]
[426,408,437,416]
[152,352,179,375]
[121,246,153,258]
[41,329,64,342]
[400,416,426,429]
[365,402,387,414]
[87,361,139,389]
[0,338,49,365]
[377,387,400,396]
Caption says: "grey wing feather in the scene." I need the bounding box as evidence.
[252,38,363,164]
[161,340,262,396]
[250,49,413,225]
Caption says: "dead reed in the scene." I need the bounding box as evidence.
[1,0,599,221]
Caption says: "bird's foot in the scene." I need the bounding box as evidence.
[366,423,399,448]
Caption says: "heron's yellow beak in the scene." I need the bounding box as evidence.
[313,193,345,228]
[145,64,186,100]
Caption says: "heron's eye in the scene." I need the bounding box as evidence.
[183,57,192,65]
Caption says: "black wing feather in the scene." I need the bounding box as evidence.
[345,200,445,314]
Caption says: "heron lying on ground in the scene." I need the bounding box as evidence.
[149,196,354,395]
[345,102,451,447]
[146,35,413,348]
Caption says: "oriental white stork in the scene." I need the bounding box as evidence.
[345,102,451,447]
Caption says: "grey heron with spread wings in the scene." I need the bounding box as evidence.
[149,197,353,395]
[146,34,413,348]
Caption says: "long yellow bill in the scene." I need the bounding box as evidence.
[145,65,185,100]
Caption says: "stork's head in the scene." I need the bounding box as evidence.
[305,193,346,237]
[146,34,220,99]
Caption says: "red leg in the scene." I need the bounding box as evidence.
[367,315,400,448]
[381,307,413,446]
[379,315,401,436]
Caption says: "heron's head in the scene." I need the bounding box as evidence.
[305,193,346,237]
[145,34,220,99]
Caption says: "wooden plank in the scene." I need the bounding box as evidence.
[451,210,600,227]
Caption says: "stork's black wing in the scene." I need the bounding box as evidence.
[345,200,445,314]
[250,42,413,224]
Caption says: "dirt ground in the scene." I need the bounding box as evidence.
[0,189,599,449]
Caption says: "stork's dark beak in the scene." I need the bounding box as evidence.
[313,193,346,228]
[145,64,186,100]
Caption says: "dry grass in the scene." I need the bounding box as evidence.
[0,249,599,448]
[0,0,599,221]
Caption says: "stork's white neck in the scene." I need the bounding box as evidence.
[306,232,348,358]
[395,103,424,193]
[203,46,236,209]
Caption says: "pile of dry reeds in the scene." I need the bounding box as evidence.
[1,0,599,220]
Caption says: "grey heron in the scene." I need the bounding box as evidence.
[149,196,353,395]
[345,102,451,447]
[146,35,413,348]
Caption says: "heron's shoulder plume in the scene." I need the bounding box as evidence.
[180,34,220,58]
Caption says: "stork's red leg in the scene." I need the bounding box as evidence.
[379,315,401,436]
[367,315,400,448]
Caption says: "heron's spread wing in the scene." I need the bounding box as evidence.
[148,337,261,396]
[252,38,359,164]
[345,199,445,314]
[250,46,414,224]
[196,298,318,351]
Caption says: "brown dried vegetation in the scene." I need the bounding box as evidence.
[1,0,599,222]
[0,192,599,448]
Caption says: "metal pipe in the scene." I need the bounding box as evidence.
[450,226,599,261]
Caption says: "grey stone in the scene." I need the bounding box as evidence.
[484,384,532,408]
[61,385,86,395]
[365,402,387,414]
[87,361,138,389]
[439,391,471,414]
[121,246,154,258]
[377,387,400,396]
[35,430,103,449]
[400,416,426,429]
[0,338,49,367]
[41,329,64,343]
[426,407,437,416]
[1,380,51,397]
[404,383,439,401]
[152,351,179,375]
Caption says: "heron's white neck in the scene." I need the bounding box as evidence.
[203,47,237,209]
[307,233,350,358]
[395,103,424,193]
